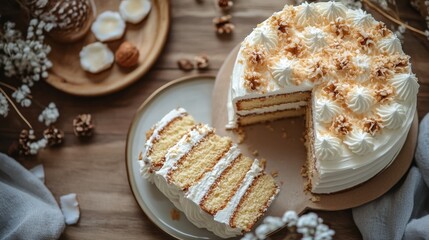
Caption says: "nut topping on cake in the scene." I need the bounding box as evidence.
[363,118,383,136]
[244,71,266,91]
[329,17,350,38]
[246,46,266,65]
[375,85,394,103]
[330,115,352,135]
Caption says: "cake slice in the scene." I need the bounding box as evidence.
[139,108,279,238]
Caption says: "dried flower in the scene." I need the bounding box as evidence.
[73,114,94,137]
[38,102,60,126]
[12,85,31,107]
[213,15,235,34]
[241,211,334,240]
[0,93,9,117]
[194,55,210,70]
[177,59,194,71]
[43,126,64,146]
[0,19,52,87]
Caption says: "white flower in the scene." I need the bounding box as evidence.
[282,210,298,227]
[38,102,59,126]
[241,233,257,240]
[12,85,32,107]
[0,93,9,117]
[28,137,48,155]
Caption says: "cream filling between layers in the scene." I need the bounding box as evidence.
[142,108,187,163]
[140,129,246,238]
[214,159,263,224]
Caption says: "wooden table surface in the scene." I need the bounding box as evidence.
[1,0,428,239]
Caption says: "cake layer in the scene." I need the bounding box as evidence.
[238,108,306,126]
[140,108,279,238]
[230,174,278,231]
[144,108,195,171]
[169,133,232,191]
[201,155,254,215]
[237,91,311,110]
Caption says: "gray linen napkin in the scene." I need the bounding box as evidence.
[353,113,429,240]
[0,153,65,240]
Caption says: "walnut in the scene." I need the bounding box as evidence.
[334,52,352,70]
[375,85,394,103]
[275,15,290,34]
[323,82,344,100]
[363,118,383,136]
[115,41,140,67]
[194,55,209,70]
[356,31,375,52]
[285,38,303,57]
[372,57,393,80]
[374,22,389,37]
[244,71,265,91]
[217,0,233,10]
[177,59,194,71]
[213,15,235,34]
[330,115,353,135]
[246,46,266,65]
[386,54,410,73]
[330,17,350,38]
[308,59,328,82]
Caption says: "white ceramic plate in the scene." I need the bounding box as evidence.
[126,75,223,240]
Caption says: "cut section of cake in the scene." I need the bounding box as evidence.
[139,108,279,238]
[227,2,419,194]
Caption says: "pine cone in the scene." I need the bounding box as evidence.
[218,0,233,10]
[44,126,64,146]
[73,114,94,137]
[18,129,34,156]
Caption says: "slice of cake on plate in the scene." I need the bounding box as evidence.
[139,108,279,238]
[227,1,419,194]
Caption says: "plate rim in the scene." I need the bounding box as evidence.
[125,74,216,240]
[46,0,171,97]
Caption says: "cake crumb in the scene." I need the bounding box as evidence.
[170,208,180,221]
[282,132,288,139]
[310,195,320,202]
[252,149,259,156]
[138,151,143,160]
[260,158,267,169]
[265,124,274,132]
[271,170,279,178]
[233,127,246,143]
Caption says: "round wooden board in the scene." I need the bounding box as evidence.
[212,45,418,213]
[46,0,170,96]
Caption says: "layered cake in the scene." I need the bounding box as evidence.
[139,108,279,238]
[227,2,419,193]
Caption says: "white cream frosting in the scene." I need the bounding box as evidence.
[314,134,342,161]
[378,35,404,54]
[353,55,371,82]
[318,1,347,22]
[346,9,375,29]
[377,102,407,129]
[315,97,341,123]
[389,73,419,102]
[270,58,295,87]
[228,1,419,194]
[253,26,278,52]
[142,108,186,165]
[296,2,319,26]
[346,86,374,114]
[303,27,328,53]
[344,129,374,155]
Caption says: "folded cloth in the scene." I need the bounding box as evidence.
[0,153,65,240]
[352,113,429,240]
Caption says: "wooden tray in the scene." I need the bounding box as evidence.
[212,45,418,213]
[46,0,170,96]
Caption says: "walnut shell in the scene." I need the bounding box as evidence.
[115,41,140,67]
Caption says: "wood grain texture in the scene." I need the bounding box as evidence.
[0,0,428,239]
